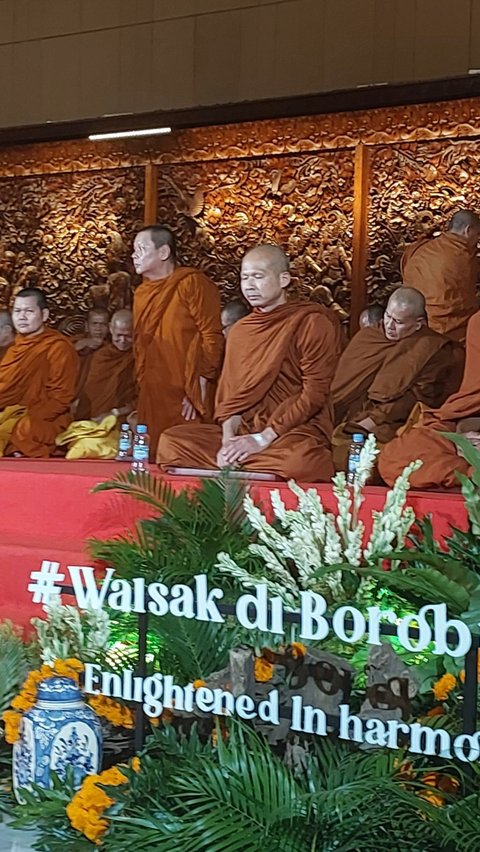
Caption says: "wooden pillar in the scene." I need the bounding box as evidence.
[350,143,371,335]
[144,163,158,224]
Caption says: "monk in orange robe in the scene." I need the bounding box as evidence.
[0,288,79,457]
[378,310,480,488]
[401,209,480,343]
[157,245,340,481]
[73,308,110,393]
[221,299,250,339]
[132,225,224,456]
[0,310,15,362]
[75,310,136,421]
[331,288,464,468]
[358,303,384,329]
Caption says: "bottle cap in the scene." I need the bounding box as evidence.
[121,423,129,430]
[352,433,365,443]
[137,424,148,434]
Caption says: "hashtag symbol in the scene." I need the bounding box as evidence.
[28,560,65,604]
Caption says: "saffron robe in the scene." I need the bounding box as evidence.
[332,326,464,442]
[0,328,79,457]
[157,302,340,481]
[401,232,478,343]
[378,311,480,488]
[76,344,136,420]
[134,267,224,455]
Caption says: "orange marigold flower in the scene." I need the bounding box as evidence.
[419,789,445,807]
[254,658,274,682]
[2,710,22,744]
[67,766,128,844]
[131,756,141,773]
[193,679,206,689]
[290,642,307,659]
[432,673,457,701]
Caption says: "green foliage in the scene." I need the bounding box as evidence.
[99,723,457,852]
[10,769,91,851]
[91,472,254,589]
[443,432,480,534]
[0,622,30,715]
[152,614,240,683]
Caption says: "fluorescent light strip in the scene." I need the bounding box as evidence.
[88,127,172,141]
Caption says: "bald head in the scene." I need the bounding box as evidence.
[359,304,384,329]
[221,300,250,338]
[240,245,291,311]
[110,309,133,352]
[448,209,480,248]
[87,308,109,343]
[384,288,426,341]
[0,310,14,348]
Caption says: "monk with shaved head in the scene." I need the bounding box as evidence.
[359,303,384,329]
[401,209,480,343]
[157,244,342,480]
[331,287,465,469]
[132,224,224,457]
[221,299,250,338]
[0,310,14,361]
[75,309,136,422]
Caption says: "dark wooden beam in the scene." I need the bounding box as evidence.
[2,74,480,147]
[350,144,371,335]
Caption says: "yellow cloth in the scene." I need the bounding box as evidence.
[55,416,119,460]
[0,406,27,455]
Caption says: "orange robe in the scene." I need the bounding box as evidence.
[75,344,136,420]
[134,267,224,455]
[331,326,464,443]
[378,311,480,488]
[401,232,478,343]
[0,328,79,457]
[157,302,340,481]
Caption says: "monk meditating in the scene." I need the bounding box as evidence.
[331,288,464,468]
[157,244,340,481]
[74,310,136,422]
[378,310,480,489]
[0,310,15,361]
[0,288,79,457]
[358,303,384,329]
[132,225,224,456]
[401,210,480,343]
[221,299,250,338]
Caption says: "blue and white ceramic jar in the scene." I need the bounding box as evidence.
[12,676,102,802]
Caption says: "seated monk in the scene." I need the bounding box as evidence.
[331,288,465,469]
[132,225,224,457]
[358,303,384,329]
[74,310,136,422]
[378,310,480,488]
[73,308,110,393]
[0,310,15,361]
[157,244,341,481]
[0,288,79,457]
[401,209,480,343]
[221,299,250,339]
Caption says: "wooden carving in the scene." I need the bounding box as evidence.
[156,152,354,319]
[0,168,144,324]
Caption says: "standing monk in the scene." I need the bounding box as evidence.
[401,210,480,343]
[378,310,480,489]
[157,245,340,481]
[331,288,464,468]
[75,310,136,422]
[132,225,224,456]
[0,288,79,457]
[0,310,15,361]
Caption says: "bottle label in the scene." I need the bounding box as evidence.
[133,445,149,462]
[119,435,131,452]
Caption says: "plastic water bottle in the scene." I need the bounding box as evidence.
[131,424,150,473]
[346,433,365,485]
[116,423,133,460]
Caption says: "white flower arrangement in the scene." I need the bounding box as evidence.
[216,435,422,606]
[31,599,111,666]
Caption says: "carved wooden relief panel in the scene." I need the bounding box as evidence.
[0,168,144,324]
[156,152,355,320]
[366,140,480,305]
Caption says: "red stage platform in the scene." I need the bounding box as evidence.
[0,459,468,631]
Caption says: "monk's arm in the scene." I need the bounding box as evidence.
[265,316,338,437]
[29,342,79,420]
[182,275,224,379]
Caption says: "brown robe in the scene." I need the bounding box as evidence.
[75,343,136,420]
[134,267,224,456]
[378,311,480,488]
[0,328,79,457]
[332,326,464,441]
[157,301,340,481]
[401,232,478,343]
